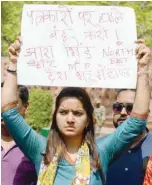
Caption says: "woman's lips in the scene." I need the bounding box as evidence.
[65,126,75,130]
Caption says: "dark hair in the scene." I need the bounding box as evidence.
[1,82,29,104]
[44,87,100,168]
[18,85,29,104]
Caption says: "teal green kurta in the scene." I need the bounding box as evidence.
[2,108,146,185]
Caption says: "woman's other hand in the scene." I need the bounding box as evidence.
[8,36,21,64]
[135,39,151,71]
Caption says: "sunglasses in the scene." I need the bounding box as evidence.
[113,102,133,114]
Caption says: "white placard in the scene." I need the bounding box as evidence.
[18,4,137,88]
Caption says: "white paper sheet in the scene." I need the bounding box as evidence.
[18,4,137,88]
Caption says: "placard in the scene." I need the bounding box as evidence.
[18,4,137,88]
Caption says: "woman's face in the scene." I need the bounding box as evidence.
[56,97,88,137]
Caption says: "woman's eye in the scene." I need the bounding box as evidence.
[73,111,83,116]
[59,110,68,115]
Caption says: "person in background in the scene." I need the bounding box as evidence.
[106,89,152,185]
[1,38,151,185]
[94,100,106,137]
[143,156,152,185]
[1,72,37,185]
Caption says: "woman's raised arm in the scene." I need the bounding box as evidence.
[132,39,151,116]
[1,38,46,173]
[97,40,151,167]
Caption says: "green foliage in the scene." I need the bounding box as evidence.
[1,1,152,56]
[26,88,53,132]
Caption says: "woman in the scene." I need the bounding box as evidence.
[1,38,151,185]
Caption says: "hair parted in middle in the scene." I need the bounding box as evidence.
[43,87,101,169]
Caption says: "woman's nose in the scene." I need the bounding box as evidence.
[67,112,74,123]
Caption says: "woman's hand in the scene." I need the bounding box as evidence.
[136,39,152,91]
[135,39,151,71]
[1,37,21,107]
[8,37,21,64]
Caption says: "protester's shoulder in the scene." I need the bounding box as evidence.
[146,131,152,140]
[141,131,152,149]
[148,131,152,136]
